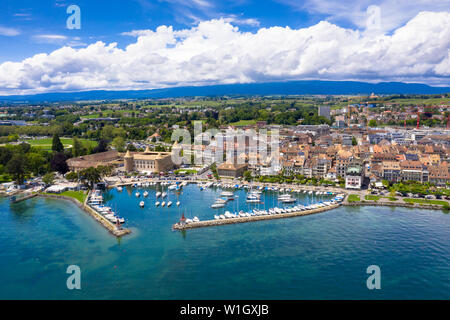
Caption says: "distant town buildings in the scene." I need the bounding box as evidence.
[318,105,331,120]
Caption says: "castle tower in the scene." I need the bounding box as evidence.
[124,150,134,173]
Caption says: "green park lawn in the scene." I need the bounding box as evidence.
[25,138,97,151]
[43,190,87,203]
[403,198,448,206]
[348,194,361,202]
[365,195,381,201]
[60,190,87,203]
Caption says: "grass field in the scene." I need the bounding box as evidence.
[43,190,87,203]
[25,138,97,151]
[403,198,448,206]
[230,119,257,126]
[348,194,361,202]
[60,190,87,203]
[365,195,381,201]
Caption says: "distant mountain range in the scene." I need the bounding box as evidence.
[1,80,449,103]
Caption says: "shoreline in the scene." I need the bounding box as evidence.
[343,201,449,211]
[38,193,131,238]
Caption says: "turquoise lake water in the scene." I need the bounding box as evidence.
[0,184,449,299]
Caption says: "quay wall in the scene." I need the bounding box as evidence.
[173,203,341,230]
[343,201,447,211]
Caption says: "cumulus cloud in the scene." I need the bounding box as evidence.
[280,0,450,33]
[0,11,449,95]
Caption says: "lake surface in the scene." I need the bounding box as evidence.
[0,184,449,299]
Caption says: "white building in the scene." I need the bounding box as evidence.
[345,165,364,190]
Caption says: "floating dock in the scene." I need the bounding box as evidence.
[172,203,341,230]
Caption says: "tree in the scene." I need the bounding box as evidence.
[97,165,113,177]
[127,144,137,152]
[93,139,108,154]
[42,172,55,186]
[6,154,27,185]
[0,147,13,165]
[26,153,46,175]
[80,167,101,188]
[112,136,125,152]
[352,136,358,146]
[368,119,377,127]
[51,152,69,174]
[52,134,64,152]
[243,170,252,182]
[66,171,78,182]
[72,137,85,157]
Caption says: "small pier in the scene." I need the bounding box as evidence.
[10,193,37,204]
[172,203,341,230]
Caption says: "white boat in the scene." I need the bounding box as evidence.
[221,191,234,197]
[135,192,140,197]
[143,191,149,197]
[211,203,225,208]
[161,201,166,207]
[162,192,167,198]
[176,201,181,206]
[139,201,145,207]
[215,198,228,204]
[167,201,172,207]
[104,214,125,224]
[156,192,161,198]
[168,184,177,190]
[155,201,160,206]
[193,216,199,222]
[214,215,220,220]
[219,215,225,220]
[117,186,123,192]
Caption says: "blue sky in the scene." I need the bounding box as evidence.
[0,1,449,94]
[0,0,321,62]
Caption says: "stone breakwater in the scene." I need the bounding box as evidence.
[39,193,131,237]
[173,204,341,230]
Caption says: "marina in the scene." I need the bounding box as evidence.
[1,192,449,300]
[102,181,346,231]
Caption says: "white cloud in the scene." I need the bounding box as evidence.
[223,15,260,27]
[0,26,20,36]
[280,0,450,33]
[34,34,68,40]
[121,30,153,37]
[0,11,449,95]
